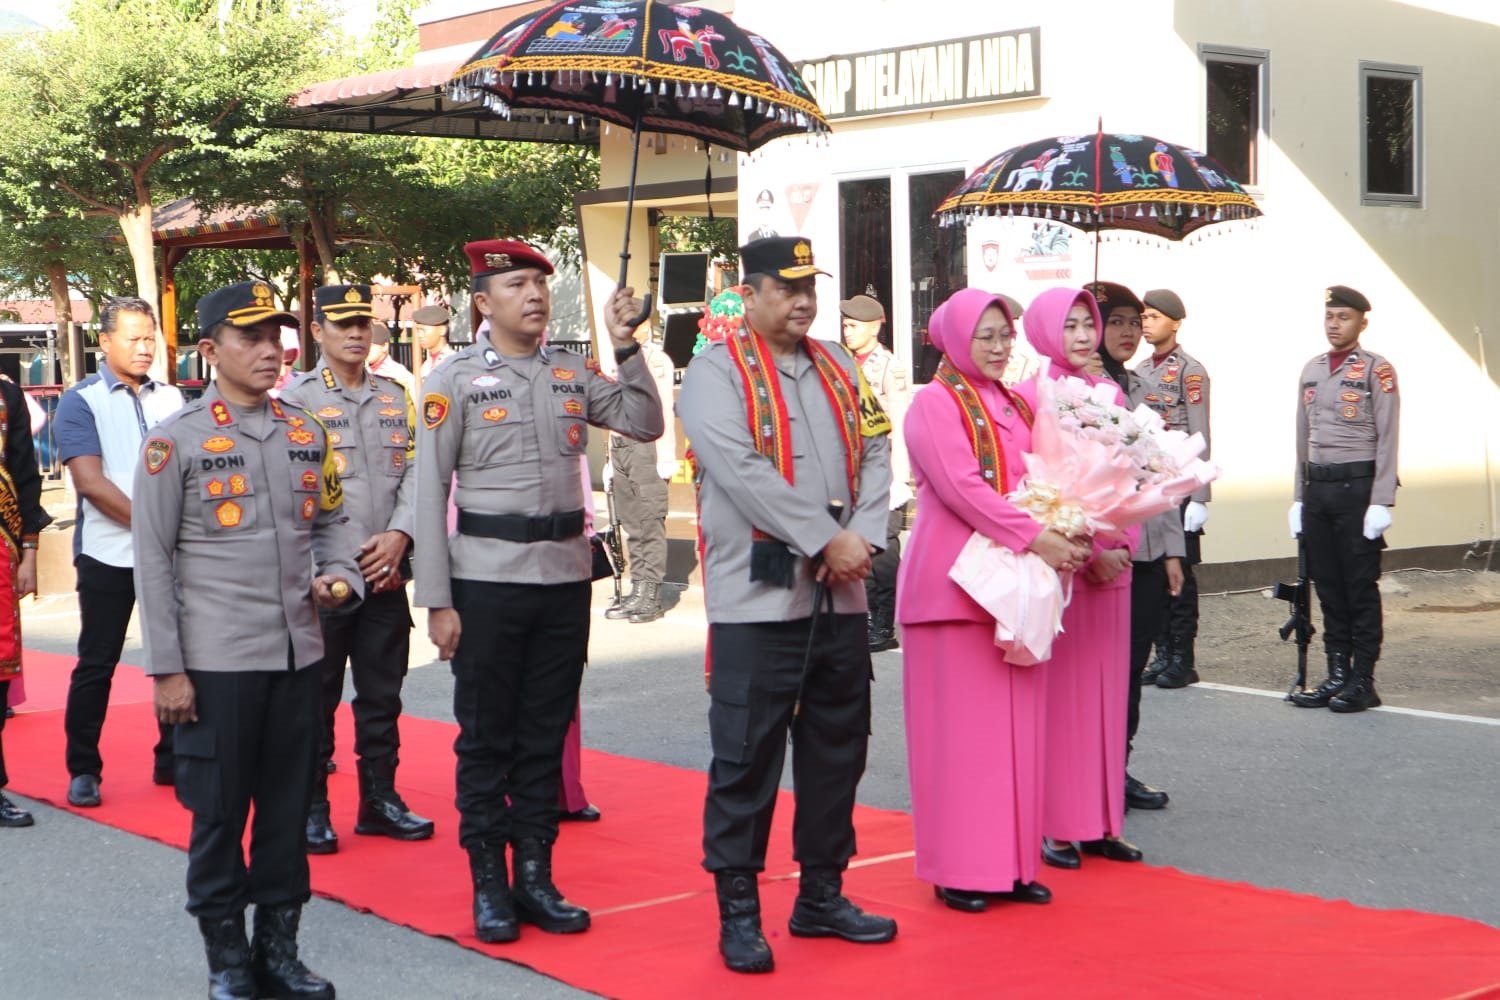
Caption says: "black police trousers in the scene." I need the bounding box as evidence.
[1302,476,1385,664]
[1128,559,1172,753]
[1157,508,1201,647]
[64,555,173,779]
[176,659,318,919]
[450,578,590,848]
[313,587,414,782]
[702,613,872,874]
[864,507,905,630]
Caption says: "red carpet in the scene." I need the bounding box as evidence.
[7,654,1500,999]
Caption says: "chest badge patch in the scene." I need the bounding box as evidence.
[228,474,248,496]
[286,416,305,429]
[1304,388,1317,404]
[552,368,576,380]
[423,394,449,430]
[1342,404,1359,419]
[378,407,403,417]
[567,424,583,446]
[206,478,226,498]
[301,471,318,491]
[482,407,507,423]
[328,432,342,446]
[377,394,396,404]
[389,432,406,446]
[302,496,317,521]
[564,399,583,416]
[317,407,343,419]
[332,452,348,474]
[471,375,500,388]
[1340,391,1361,403]
[214,501,242,528]
[1347,362,1367,379]
[202,435,234,453]
[144,438,172,475]
[287,430,315,446]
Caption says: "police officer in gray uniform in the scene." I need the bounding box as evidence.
[1134,289,1211,688]
[414,239,662,945]
[1289,285,1399,713]
[678,237,897,975]
[281,284,433,856]
[134,281,363,1000]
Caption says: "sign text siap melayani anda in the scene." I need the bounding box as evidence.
[798,29,1041,121]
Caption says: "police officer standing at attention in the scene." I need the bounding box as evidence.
[678,237,897,975]
[415,240,662,944]
[1134,289,1211,688]
[603,319,678,624]
[134,281,363,1000]
[281,284,433,856]
[839,293,911,653]
[1289,286,1398,713]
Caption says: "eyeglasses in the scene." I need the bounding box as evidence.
[972,333,1014,348]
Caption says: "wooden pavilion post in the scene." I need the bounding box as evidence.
[161,246,185,384]
[296,229,316,370]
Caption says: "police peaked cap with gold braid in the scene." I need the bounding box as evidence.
[463,239,554,280]
[197,281,299,338]
[740,236,831,281]
[315,284,378,323]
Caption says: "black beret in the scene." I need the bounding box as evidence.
[412,305,451,326]
[839,294,885,322]
[1325,285,1371,312]
[1142,288,1186,321]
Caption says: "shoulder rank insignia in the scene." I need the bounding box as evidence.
[321,368,338,390]
[269,399,286,420]
[210,400,233,426]
[202,435,234,453]
[144,438,172,475]
[423,393,449,430]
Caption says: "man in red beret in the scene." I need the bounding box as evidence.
[414,240,663,944]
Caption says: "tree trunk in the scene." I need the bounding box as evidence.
[307,208,341,285]
[43,260,76,388]
[117,203,166,382]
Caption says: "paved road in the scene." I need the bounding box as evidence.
[4,574,1498,998]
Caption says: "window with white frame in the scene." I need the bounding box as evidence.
[1361,62,1421,206]
[1201,45,1268,189]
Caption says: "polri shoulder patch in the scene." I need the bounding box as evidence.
[423,393,450,430]
[144,438,173,475]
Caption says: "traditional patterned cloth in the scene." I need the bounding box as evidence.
[0,381,46,677]
[722,323,869,587]
[933,357,1033,493]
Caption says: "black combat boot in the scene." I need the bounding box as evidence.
[250,904,334,1000]
[1141,641,1171,683]
[198,913,255,1000]
[604,583,640,621]
[714,870,774,973]
[1154,642,1199,688]
[1290,651,1351,708]
[867,604,899,653]
[627,581,664,623]
[353,757,434,841]
[1329,657,1382,713]
[467,841,519,943]
[305,800,338,855]
[787,867,897,943]
[511,837,590,933]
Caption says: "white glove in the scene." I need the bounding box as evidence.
[889,480,914,510]
[1287,501,1302,538]
[657,460,678,481]
[1363,505,1392,540]
[1183,501,1209,533]
[602,461,614,490]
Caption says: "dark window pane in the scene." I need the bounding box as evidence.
[1206,59,1258,186]
[1366,75,1416,196]
[907,171,967,384]
[838,177,893,345]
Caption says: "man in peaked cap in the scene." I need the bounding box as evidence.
[280,284,434,858]
[679,235,897,974]
[134,280,362,1000]
[839,293,911,654]
[414,239,662,944]
[1288,285,1398,713]
[413,303,454,380]
[367,325,416,397]
[1135,288,1212,690]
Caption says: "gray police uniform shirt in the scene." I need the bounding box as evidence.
[677,337,893,624]
[859,344,911,500]
[1134,345,1211,503]
[1123,371,1186,563]
[1294,347,1400,506]
[413,337,664,607]
[279,367,415,544]
[132,384,365,677]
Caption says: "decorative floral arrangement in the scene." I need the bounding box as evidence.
[950,374,1218,665]
[695,285,747,355]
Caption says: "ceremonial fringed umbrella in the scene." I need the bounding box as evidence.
[935,123,1263,279]
[450,1,829,324]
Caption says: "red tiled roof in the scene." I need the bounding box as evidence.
[0,299,94,324]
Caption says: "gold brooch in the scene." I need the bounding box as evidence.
[485,252,512,269]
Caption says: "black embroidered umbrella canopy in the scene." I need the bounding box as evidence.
[935,124,1263,279]
[450,1,829,322]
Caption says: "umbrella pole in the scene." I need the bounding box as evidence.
[618,108,653,330]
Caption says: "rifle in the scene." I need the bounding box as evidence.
[603,470,626,605]
[1273,534,1316,699]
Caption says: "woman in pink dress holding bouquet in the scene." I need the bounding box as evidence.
[897,288,1091,912]
[1015,287,1144,869]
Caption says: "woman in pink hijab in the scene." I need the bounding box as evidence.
[1014,287,1144,868]
[897,288,1090,912]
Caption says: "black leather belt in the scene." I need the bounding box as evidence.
[1305,461,1376,482]
[457,509,585,542]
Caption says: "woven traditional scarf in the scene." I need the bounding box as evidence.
[724,324,864,587]
[934,358,1033,493]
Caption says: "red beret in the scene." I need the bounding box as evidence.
[464,239,554,279]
